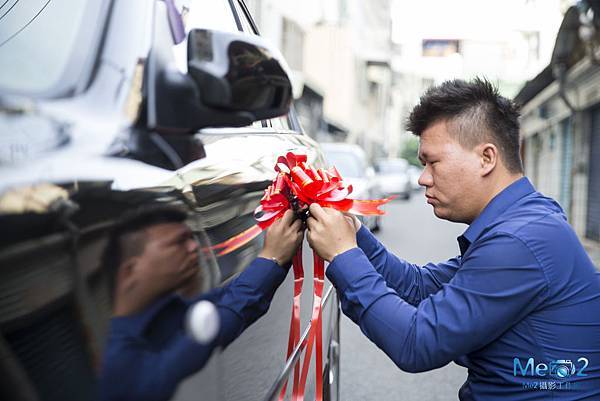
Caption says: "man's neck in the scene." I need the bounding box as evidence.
[112,291,157,317]
[489,173,524,203]
[469,173,524,224]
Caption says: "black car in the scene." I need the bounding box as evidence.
[0,1,340,400]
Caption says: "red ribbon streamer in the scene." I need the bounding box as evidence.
[208,152,393,400]
[295,252,324,401]
[278,244,304,401]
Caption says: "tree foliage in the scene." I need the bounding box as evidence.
[399,136,421,167]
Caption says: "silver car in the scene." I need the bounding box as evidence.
[321,143,383,231]
[375,158,413,200]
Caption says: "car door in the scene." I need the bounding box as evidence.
[0,0,339,400]
[168,2,338,401]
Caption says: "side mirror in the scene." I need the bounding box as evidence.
[149,25,294,135]
[187,29,294,123]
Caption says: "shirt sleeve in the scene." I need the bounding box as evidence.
[356,224,461,305]
[100,333,217,401]
[99,258,288,401]
[211,257,288,346]
[326,233,549,373]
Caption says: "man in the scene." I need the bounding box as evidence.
[99,206,302,401]
[307,78,600,400]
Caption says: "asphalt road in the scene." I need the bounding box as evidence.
[339,190,469,401]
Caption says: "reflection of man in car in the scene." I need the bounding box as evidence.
[99,207,303,401]
[305,78,600,399]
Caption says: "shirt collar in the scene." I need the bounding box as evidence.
[110,293,185,337]
[457,177,535,255]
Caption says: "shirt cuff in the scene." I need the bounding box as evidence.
[255,256,292,271]
[356,225,379,255]
[241,257,289,293]
[326,247,376,293]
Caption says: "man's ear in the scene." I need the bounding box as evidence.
[117,257,139,292]
[478,143,498,177]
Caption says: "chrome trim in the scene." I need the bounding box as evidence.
[262,284,336,401]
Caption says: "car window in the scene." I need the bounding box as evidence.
[176,0,238,33]
[233,0,296,132]
[174,0,286,132]
[0,0,105,96]
[324,151,366,178]
[172,0,239,73]
[231,0,256,33]
[269,115,292,131]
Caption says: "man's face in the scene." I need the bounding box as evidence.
[131,222,200,298]
[417,120,484,224]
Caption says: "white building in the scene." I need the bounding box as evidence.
[246,0,396,159]
[389,0,567,156]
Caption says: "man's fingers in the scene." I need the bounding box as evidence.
[344,216,354,226]
[324,207,343,218]
[342,212,358,222]
[181,253,199,274]
[281,209,295,225]
[322,207,339,215]
[306,216,318,231]
[308,203,327,221]
[291,218,303,233]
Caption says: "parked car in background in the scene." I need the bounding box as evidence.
[374,158,412,200]
[407,165,424,191]
[0,1,340,401]
[320,143,384,231]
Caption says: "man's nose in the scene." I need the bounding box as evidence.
[418,168,433,187]
[186,238,199,253]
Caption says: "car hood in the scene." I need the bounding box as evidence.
[0,105,70,165]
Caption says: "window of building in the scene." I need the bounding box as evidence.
[281,17,304,71]
[422,39,461,57]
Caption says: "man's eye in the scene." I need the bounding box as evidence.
[174,235,189,245]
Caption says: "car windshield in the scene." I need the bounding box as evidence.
[324,150,365,178]
[377,159,408,174]
[0,0,101,96]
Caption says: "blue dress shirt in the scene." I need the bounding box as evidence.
[327,177,600,400]
[99,257,287,401]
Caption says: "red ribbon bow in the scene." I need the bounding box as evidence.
[209,152,393,400]
[254,152,392,232]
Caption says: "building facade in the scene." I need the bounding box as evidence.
[246,0,396,159]
[516,1,600,258]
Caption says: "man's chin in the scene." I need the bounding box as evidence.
[431,205,446,219]
[432,206,468,224]
[432,205,454,222]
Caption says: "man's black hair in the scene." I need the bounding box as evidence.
[406,77,523,173]
[101,205,188,300]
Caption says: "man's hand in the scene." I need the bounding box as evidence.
[259,209,304,267]
[343,213,362,233]
[307,204,357,262]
